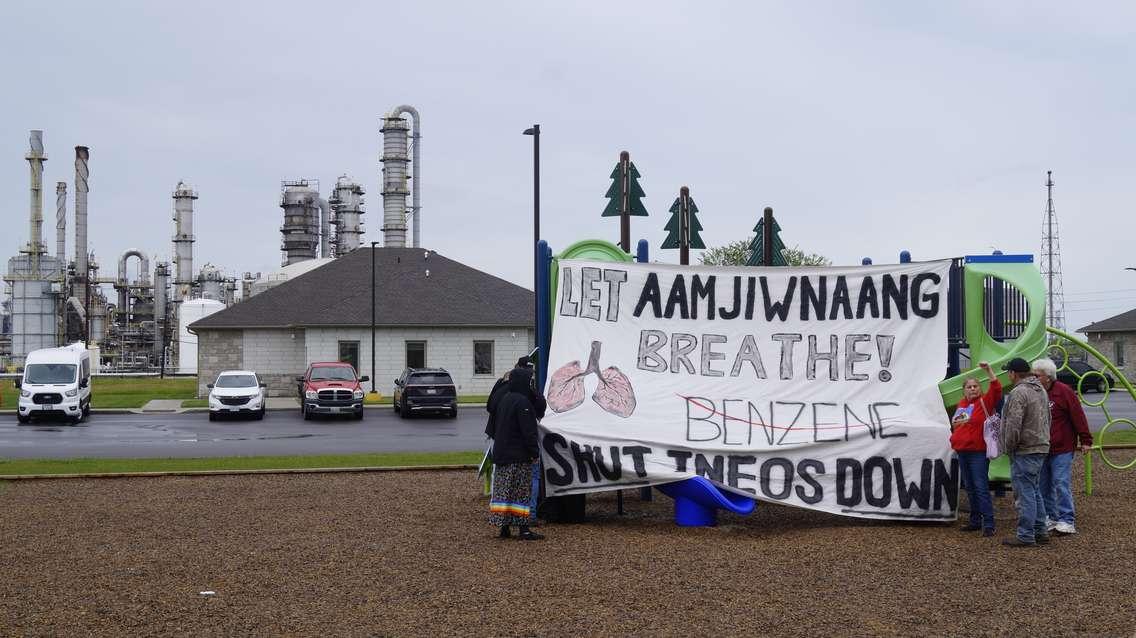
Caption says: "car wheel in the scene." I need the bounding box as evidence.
[255,407,265,420]
[82,402,90,417]
[16,413,30,425]
[208,412,217,422]
[303,406,312,421]
[393,399,400,413]
[1097,378,1108,393]
[449,408,458,419]
[354,408,364,421]
[399,398,409,419]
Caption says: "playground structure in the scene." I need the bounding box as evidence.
[532,237,1136,526]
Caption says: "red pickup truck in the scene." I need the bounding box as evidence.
[296,362,368,420]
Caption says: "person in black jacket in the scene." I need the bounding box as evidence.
[488,367,544,540]
[484,357,546,439]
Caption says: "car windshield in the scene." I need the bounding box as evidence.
[216,374,257,388]
[410,373,453,385]
[24,363,77,384]
[310,367,355,381]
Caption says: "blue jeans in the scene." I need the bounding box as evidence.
[1040,452,1075,526]
[957,452,994,530]
[1010,453,1047,542]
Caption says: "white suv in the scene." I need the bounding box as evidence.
[207,371,267,421]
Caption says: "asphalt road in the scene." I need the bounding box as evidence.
[0,406,490,459]
[2,394,1133,460]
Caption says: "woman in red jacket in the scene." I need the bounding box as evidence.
[949,361,1002,536]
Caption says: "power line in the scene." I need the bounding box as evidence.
[1064,287,1136,296]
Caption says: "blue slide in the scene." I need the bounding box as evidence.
[656,477,757,527]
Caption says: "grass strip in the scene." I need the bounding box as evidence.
[1098,428,1136,446]
[2,377,196,410]
[0,450,482,477]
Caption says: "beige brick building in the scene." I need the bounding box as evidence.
[1080,308,1136,383]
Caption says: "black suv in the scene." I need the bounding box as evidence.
[1057,360,1114,393]
[394,368,458,418]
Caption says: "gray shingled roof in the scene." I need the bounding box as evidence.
[189,247,534,330]
[1079,308,1136,334]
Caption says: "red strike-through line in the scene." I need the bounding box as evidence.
[679,394,879,432]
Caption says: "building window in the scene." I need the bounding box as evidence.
[406,341,426,369]
[474,341,494,375]
[1116,340,1126,367]
[338,341,360,372]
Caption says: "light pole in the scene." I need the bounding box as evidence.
[369,240,380,394]
[523,124,540,363]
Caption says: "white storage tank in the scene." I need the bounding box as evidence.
[177,298,225,374]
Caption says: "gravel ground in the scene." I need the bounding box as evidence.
[1,460,1134,637]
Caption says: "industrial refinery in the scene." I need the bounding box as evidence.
[1,104,423,372]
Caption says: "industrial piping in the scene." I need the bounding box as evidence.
[55,182,66,265]
[317,197,330,258]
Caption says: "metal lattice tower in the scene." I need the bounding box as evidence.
[1039,170,1066,332]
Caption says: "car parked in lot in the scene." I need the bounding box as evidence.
[207,370,267,421]
[393,367,457,418]
[298,362,368,420]
[1057,360,1114,393]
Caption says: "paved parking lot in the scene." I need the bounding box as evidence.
[0,406,488,459]
[1,394,1131,460]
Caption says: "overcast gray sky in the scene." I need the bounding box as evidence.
[3,1,1134,333]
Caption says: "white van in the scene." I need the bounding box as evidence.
[16,343,92,424]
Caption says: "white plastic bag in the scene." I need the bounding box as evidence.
[981,399,1001,459]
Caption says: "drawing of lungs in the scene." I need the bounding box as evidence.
[547,361,586,413]
[593,365,636,418]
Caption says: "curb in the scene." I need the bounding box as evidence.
[0,404,484,416]
[0,464,479,481]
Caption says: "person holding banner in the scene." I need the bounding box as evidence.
[949,361,1001,536]
[998,357,1052,548]
[1031,358,1093,536]
[488,367,544,541]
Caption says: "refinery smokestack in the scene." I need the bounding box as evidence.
[329,175,365,256]
[380,105,420,248]
[55,181,67,264]
[172,181,197,302]
[25,130,47,272]
[74,146,90,298]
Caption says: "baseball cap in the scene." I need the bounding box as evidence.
[1001,357,1030,373]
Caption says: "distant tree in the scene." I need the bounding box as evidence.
[699,239,750,266]
[700,237,831,267]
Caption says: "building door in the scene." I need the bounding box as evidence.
[338,340,361,372]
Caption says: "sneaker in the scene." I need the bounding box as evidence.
[1045,518,1058,532]
[1002,537,1036,548]
[518,530,545,541]
[1054,522,1077,535]
[498,526,511,539]
[958,524,981,532]
[1035,534,1050,545]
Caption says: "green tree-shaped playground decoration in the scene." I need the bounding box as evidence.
[746,209,787,266]
[661,186,705,265]
[602,151,648,252]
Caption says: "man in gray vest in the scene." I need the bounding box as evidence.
[999,357,1052,547]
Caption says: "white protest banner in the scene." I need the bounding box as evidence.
[539,259,957,520]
